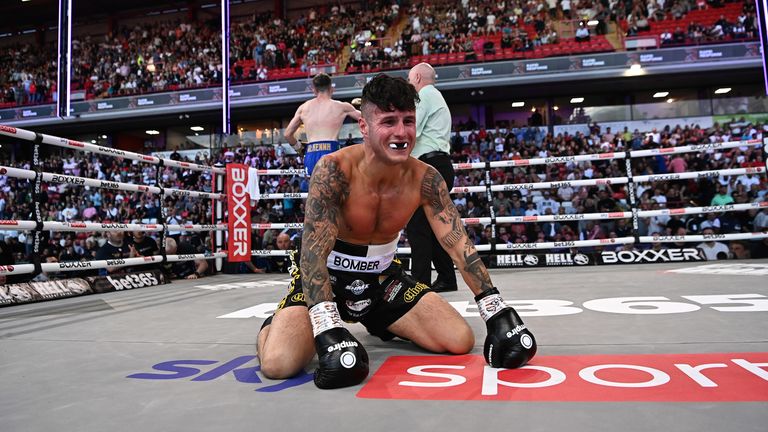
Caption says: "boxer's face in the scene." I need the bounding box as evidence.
[360,106,416,165]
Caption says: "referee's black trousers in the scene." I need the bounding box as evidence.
[406,151,457,288]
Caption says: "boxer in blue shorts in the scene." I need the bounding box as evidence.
[303,140,340,176]
[284,73,361,176]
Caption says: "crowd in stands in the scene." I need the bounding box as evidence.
[0,19,225,106]
[0,1,399,106]
[1,117,766,283]
[400,0,560,57]
[1,0,758,107]
[625,0,760,43]
[0,44,58,107]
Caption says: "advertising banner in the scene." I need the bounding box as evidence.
[0,278,92,306]
[87,270,167,294]
[226,164,251,262]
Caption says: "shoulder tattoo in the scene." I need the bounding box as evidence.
[420,166,451,217]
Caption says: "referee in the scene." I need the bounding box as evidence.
[406,62,457,292]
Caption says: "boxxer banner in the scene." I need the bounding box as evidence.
[226,163,251,262]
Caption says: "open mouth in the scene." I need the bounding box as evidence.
[388,142,409,150]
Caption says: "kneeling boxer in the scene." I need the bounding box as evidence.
[257,74,536,389]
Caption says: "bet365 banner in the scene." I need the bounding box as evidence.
[226,164,251,262]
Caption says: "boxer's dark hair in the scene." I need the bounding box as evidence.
[361,74,419,118]
[312,73,332,92]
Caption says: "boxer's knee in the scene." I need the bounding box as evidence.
[259,352,306,380]
[442,323,475,354]
[258,334,313,379]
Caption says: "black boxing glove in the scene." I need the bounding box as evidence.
[309,302,369,389]
[475,287,537,369]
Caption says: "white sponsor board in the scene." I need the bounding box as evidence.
[667,263,768,276]
[220,293,768,318]
[196,277,291,291]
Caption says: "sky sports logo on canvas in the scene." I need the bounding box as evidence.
[126,356,312,392]
[126,352,768,400]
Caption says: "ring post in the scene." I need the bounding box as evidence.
[215,162,225,272]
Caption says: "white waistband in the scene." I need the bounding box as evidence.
[326,238,398,273]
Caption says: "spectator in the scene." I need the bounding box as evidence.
[669,154,688,173]
[163,237,208,279]
[529,108,543,126]
[129,229,159,258]
[729,240,751,259]
[711,184,734,206]
[250,232,294,273]
[696,227,730,260]
[94,231,136,275]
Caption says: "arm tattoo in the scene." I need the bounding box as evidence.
[421,167,449,220]
[300,159,349,306]
[421,166,494,293]
[462,246,494,293]
[422,167,464,247]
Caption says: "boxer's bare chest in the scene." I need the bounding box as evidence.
[337,176,422,244]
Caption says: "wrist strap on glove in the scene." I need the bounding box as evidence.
[309,301,344,337]
[474,287,509,322]
[292,140,304,153]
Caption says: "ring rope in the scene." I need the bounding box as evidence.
[0,125,223,174]
[3,163,761,202]
[0,125,310,177]
[453,139,762,171]
[0,252,229,276]
[0,166,223,201]
[447,167,765,194]
[640,232,768,244]
[3,201,763,233]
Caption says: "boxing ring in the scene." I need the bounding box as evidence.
[0,125,767,432]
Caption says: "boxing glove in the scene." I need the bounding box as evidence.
[475,287,537,369]
[309,302,369,389]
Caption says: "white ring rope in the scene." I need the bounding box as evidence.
[0,252,229,276]
[0,221,313,232]
[0,125,308,177]
[4,202,762,233]
[256,169,307,176]
[250,249,292,256]
[456,152,626,170]
[259,192,309,200]
[453,139,763,171]
[633,167,765,183]
[0,165,223,200]
[0,125,224,174]
[0,221,228,232]
[640,232,768,244]
[447,167,766,194]
[397,237,636,254]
